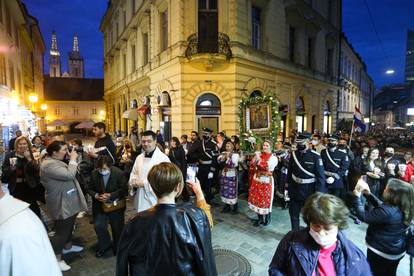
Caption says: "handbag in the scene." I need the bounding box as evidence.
[407,224,414,257]
[99,171,126,213]
[102,198,126,213]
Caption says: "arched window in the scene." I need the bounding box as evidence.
[249,90,263,98]
[196,93,221,115]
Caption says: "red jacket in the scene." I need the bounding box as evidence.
[401,162,414,183]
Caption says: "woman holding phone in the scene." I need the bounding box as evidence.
[350,178,414,276]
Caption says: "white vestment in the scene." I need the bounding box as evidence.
[129,147,170,212]
[0,194,62,276]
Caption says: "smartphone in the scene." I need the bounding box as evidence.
[186,166,197,183]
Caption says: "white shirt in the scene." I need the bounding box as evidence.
[129,147,171,212]
[0,194,62,276]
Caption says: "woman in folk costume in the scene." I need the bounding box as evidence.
[248,140,278,226]
[218,141,240,214]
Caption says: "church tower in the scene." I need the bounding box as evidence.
[48,31,61,77]
[68,35,84,78]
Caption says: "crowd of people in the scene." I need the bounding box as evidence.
[0,123,413,276]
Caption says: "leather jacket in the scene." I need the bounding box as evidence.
[116,203,217,276]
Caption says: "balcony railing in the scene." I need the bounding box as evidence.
[185,32,232,61]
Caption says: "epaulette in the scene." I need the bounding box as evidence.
[211,140,217,144]
[311,150,320,155]
[338,149,347,154]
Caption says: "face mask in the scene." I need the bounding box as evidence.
[309,227,338,248]
[338,144,346,149]
[99,169,110,176]
[328,142,336,148]
[125,145,131,149]
[202,135,209,140]
[311,140,318,146]
[297,144,306,151]
[384,152,393,158]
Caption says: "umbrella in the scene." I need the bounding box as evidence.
[48,119,68,126]
[75,120,95,129]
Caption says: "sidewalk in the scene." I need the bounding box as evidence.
[63,197,411,276]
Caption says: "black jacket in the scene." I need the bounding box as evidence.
[87,166,128,214]
[350,193,408,255]
[94,134,117,164]
[1,152,41,194]
[116,203,217,276]
[168,147,186,176]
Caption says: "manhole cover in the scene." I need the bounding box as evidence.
[214,248,252,276]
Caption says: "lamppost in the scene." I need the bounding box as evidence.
[40,103,47,133]
[28,94,38,112]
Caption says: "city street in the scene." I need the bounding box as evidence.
[62,196,411,276]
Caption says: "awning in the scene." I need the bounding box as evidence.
[122,109,138,120]
[75,120,95,129]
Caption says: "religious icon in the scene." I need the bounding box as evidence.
[247,103,270,131]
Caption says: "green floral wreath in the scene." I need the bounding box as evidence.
[238,92,281,152]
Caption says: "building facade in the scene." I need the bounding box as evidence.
[43,76,105,133]
[374,84,414,127]
[0,0,45,146]
[101,0,342,138]
[405,29,414,85]
[338,35,374,123]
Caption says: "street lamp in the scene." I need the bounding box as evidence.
[29,94,38,112]
[385,69,395,75]
[40,104,47,111]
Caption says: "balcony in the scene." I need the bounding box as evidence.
[185,32,232,61]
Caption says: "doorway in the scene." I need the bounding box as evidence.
[197,116,219,135]
[196,93,221,134]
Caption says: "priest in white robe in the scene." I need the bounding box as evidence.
[129,130,170,212]
[0,189,62,276]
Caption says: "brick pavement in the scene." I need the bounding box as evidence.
[63,197,411,276]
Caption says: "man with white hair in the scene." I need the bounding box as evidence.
[0,186,62,274]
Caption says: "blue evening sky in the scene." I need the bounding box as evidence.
[23,0,414,88]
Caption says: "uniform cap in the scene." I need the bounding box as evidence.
[202,127,213,133]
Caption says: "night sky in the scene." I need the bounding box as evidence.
[23,0,414,89]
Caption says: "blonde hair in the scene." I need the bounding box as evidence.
[14,136,34,159]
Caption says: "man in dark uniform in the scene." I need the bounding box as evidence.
[197,128,218,202]
[321,135,350,198]
[287,133,326,231]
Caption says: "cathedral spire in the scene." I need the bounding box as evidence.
[50,30,60,56]
[72,34,79,52]
[49,31,61,77]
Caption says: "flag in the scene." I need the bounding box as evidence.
[353,106,366,133]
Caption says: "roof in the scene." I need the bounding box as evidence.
[44,76,104,101]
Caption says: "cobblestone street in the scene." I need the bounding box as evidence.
[63,196,411,276]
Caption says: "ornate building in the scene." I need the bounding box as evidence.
[101,0,342,138]
[0,0,46,142]
[48,32,85,78]
[338,35,374,122]
[44,33,103,133]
